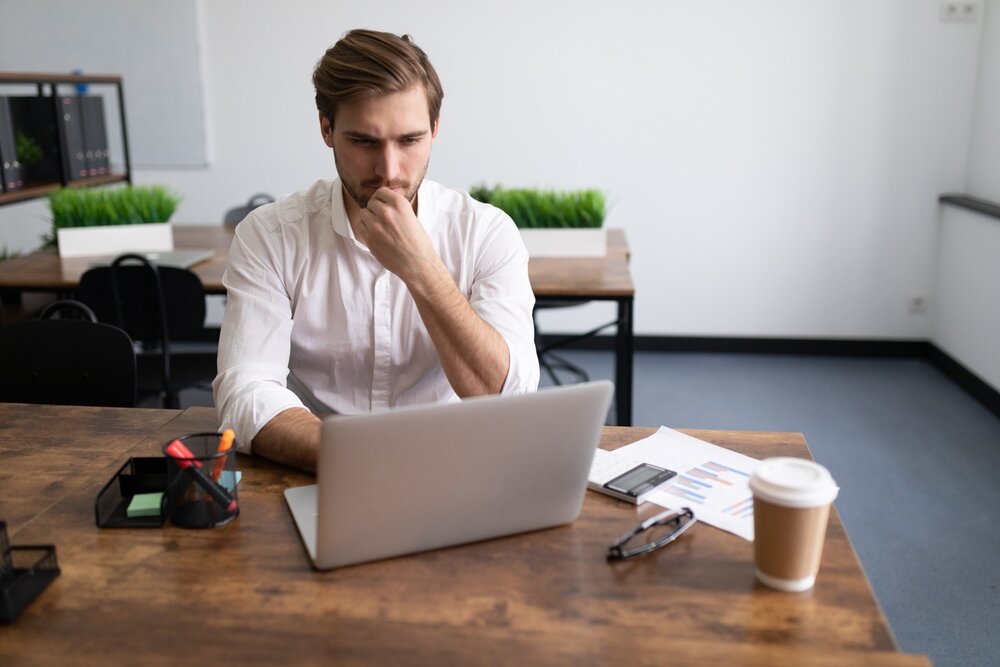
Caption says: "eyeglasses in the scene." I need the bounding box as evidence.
[606,507,697,561]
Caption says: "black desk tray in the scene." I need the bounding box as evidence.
[0,522,60,624]
[94,456,168,528]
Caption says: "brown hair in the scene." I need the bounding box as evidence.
[313,29,444,128]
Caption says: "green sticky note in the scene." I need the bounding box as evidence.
[126,492,163,518]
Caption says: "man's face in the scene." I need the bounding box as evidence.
[321,86,438,211]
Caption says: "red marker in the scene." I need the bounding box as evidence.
[166,440,238,514]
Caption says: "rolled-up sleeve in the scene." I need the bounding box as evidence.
[469,213,540,395]
[213,217,306,454]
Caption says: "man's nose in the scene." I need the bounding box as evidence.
[374,145,400,181]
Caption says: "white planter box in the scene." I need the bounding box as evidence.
[519,228,607,258]
[56,222,174,258]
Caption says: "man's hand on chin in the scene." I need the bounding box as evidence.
[357,187,440,284]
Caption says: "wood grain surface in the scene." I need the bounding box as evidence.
[530,228,634,298]
[0,404,179,534]
[0,226,635,298]
[0,226,233,294]
[0,405,928,666]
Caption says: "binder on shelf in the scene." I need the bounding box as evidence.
[79,96,110,177]
[0,72,131,208]
[59,96,88,182]
[0,98,24,193]
[5,96,101,187]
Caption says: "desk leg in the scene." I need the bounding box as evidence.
[615,296,634,426]
[0,289,62,325]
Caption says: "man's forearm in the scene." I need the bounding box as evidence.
[351,186,512,396]
[251,407,322,472]
[407,260,510,397]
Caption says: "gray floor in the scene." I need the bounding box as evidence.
[170,351,1000,665]
[539,350,1000,667]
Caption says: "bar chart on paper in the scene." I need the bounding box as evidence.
[662,460,752,506]
[610,427,761,540]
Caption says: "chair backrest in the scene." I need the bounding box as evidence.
[77,255,207,402]
[77,255,207,347]
[0,315,136,408]
[223,192,274,227]
[39,298,98,322]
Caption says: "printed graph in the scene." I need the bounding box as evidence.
[723,496,754,519]
[660,460,752,506]
[631,427,759,540]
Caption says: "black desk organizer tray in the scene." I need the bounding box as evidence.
[0,521,60,624]
[94,456,168,528]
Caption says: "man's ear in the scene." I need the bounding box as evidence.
[320,112,334,148]
[431,117,440,140]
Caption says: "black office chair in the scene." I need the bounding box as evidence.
[533,300,623,386]
[534,302,590,385]
[38,299,98,320]
[77,255,216,409]
[223,193,274,227]
[0,299,136,407]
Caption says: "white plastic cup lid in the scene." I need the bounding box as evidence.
[749,457,839,508]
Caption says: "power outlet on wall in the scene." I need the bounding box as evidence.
[940,2,981,22]
[909,294,928,315]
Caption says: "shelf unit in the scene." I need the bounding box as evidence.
[0,71,131,207]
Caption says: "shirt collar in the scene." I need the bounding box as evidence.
[329,178,354,241]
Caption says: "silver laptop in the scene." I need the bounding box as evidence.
[87,249,213,269]
[284,380,614,570]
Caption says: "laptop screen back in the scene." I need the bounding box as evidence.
[286,381,613,570]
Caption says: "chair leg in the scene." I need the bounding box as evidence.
[540,351,590,386]
[540,353,562,386]
[164,391,181,410]
[534,308,592,386]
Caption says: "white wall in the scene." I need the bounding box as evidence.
[0,0,987,341]
[931,0,1000,392]
[932,206,1000,391]
[0,0,209,167]
[967,0,1000,201]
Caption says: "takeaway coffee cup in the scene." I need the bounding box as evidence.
[749,457,839,592]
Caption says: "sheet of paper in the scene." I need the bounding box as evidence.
[612,427,759,541]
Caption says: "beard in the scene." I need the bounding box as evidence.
[335,152,430,210]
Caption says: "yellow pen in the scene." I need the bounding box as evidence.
[211,429,235,483]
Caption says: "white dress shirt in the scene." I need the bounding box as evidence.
[213,178,540,453]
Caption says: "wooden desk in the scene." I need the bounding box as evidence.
[0,225,233,295]
[0,224,637,425]
[0,403,928,666]
[0,225,632,300]
[530,229,634,425]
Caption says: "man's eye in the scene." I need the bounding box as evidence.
[401,137,421,146]
[353,138,375,146]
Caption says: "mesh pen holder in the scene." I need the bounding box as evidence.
[163,433,240,529]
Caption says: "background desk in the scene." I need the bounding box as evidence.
[0,225,636,424]
[0,403,928,666]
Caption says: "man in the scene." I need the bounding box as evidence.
[213,29,540,471]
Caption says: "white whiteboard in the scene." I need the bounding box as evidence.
[0,0,208,168]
